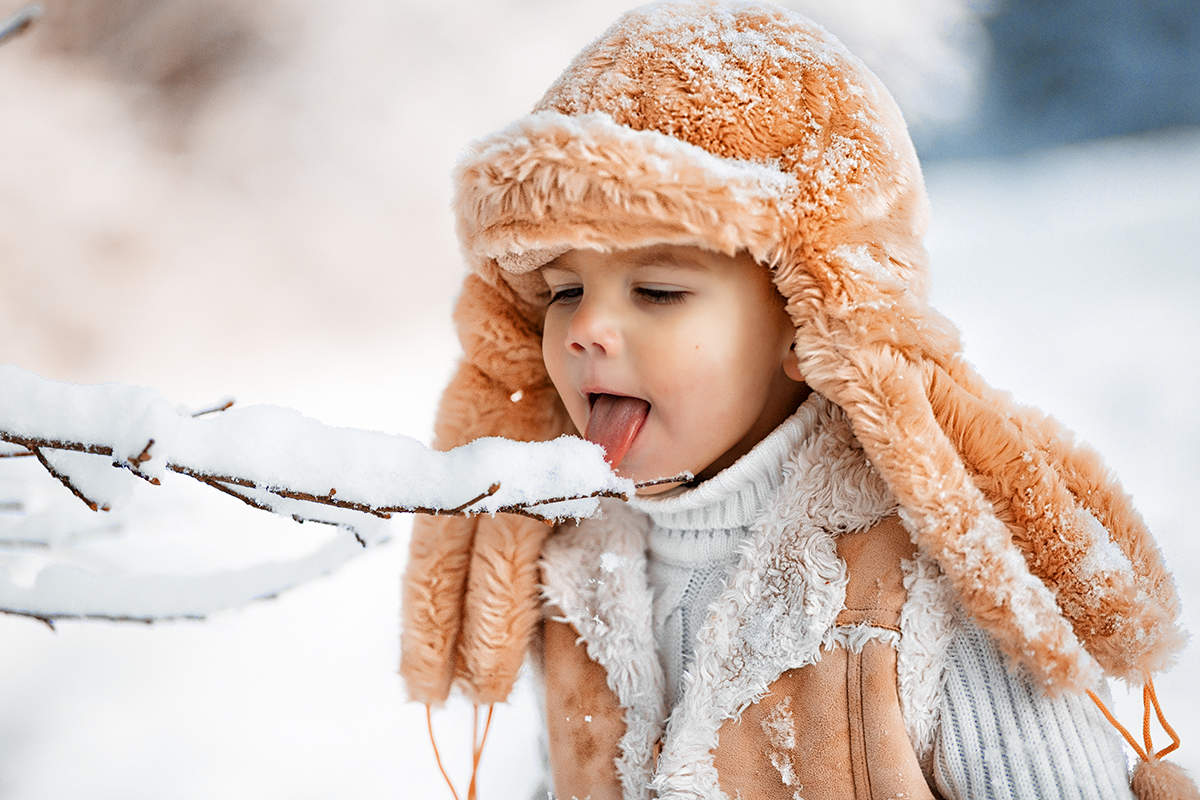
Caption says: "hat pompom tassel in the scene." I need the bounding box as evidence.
[1087,679,1199,800]
[1132,759,1200,800]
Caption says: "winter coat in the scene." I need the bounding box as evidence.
[531,393,1132,800]
[535,394,937,800]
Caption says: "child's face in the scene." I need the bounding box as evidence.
[540,244,809,495]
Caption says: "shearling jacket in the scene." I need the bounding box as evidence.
[531,393,1132,800]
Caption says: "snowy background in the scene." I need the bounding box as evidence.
[1,0,1197,796]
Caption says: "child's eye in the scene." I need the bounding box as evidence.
[548,287,582,305]
[636,287,687,305]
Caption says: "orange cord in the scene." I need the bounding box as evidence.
[1086,678,1181,763]
[465,704,495,800]
[1145,679,1181,759]
[425,703,462,800]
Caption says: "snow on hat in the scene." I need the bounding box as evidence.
[402,0,1183,708]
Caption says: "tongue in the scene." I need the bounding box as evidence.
[585,394,651,468]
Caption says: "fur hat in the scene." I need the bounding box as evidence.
[401,0,1183,711]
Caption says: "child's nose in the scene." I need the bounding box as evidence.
[566,300,621,357]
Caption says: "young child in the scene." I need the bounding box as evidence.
[401,2,1195,798]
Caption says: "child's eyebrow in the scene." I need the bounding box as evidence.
[631,250,710,271]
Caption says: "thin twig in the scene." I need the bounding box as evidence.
[441,483,500,515]
[200,477,367,545]
[289,513,347,529]
[1,434,112,458]
[265,485,394,518]
[115,460,161,485]
[493,489,628,514]
[130,439,154,465]
[498,472,691,512]
[288,515,366,547]
[0,500,24,512]
[0,3,40,47]
[191,399,235,417]
[29,446,107,512]
[198,477,273,513]
[634,473,693,489]
[0,606,205,630]
[0,450,33,458]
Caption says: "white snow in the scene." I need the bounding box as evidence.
[0,365,633,524]
[0,3,1193,796]
[0,364,185,481]
[0,366,633,620]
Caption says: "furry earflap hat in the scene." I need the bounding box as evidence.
[402,0,1183,728]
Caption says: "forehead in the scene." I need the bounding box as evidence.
[542,244,721,275]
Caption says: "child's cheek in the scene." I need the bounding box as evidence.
[540,317,581,426]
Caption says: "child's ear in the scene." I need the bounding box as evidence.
[783,341,806,383]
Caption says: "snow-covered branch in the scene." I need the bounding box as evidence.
[0,365,680,627]
[0,365,651,527]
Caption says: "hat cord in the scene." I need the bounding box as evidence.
[425,702,495,800]
[1086,678,1181,762]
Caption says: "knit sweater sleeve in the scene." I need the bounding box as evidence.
[932,618,1134,799]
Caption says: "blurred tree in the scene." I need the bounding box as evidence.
[33,0,277,142]
[922,0,1200,157]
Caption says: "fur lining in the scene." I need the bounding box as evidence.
[454,109,800,306]
[823,622,901,653]
[540,394,898,798]
[539,393,994,798]
[539,500,667,800]
[652,394,893,798]
[897,552,959,769]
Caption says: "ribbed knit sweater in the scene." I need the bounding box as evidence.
[628,409,803,706]
[629,405,1135,799]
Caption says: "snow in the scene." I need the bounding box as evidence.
[0,366,633,620]
[0,364,185,482]
[0,365,632,525]
[0,3,1194,796]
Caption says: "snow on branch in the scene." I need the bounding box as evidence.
[0,365,682,627]
[0,364,655,526]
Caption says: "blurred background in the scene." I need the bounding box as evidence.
[0,0,1197,796]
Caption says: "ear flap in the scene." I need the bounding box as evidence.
[923,357,1184,682]
[791,286,1183,691]
[402,512,479,704]
[795,330,1103,690]
[400,273,570,704]
[455,503,557,704]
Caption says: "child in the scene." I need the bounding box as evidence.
[401,2,1195,798]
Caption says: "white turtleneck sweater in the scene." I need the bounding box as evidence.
[626,403,1134,800]
[628,408,804,705]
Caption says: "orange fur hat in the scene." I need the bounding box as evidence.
[401,0,1184,713]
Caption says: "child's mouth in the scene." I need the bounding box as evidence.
[585,393,651,468]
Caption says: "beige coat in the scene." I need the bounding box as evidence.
[533,396,955,800]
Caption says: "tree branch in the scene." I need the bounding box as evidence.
[1,429,682,526]
[191,399,235,417]
[29,446,108,512]
[0,369,697,628]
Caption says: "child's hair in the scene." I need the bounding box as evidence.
[403,0,1182,726]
